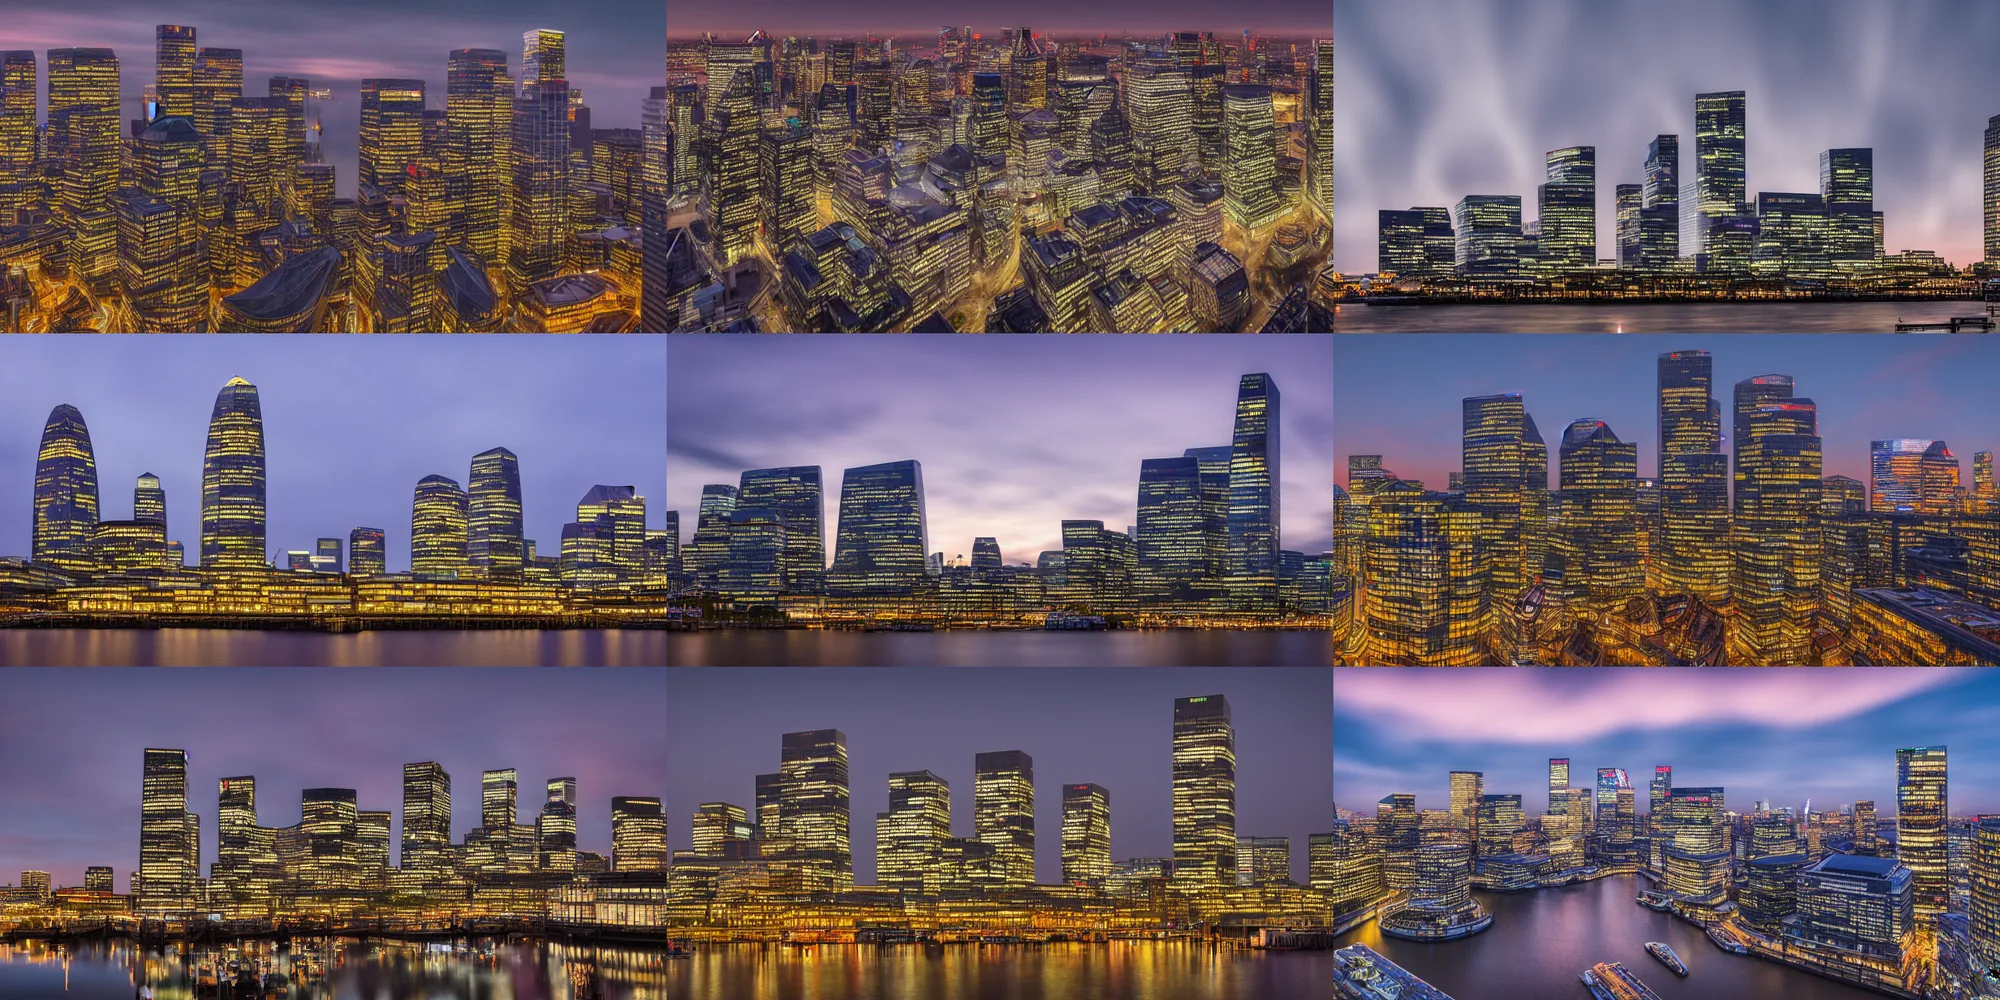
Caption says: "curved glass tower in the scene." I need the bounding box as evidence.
[32,403,100,569]
[199,377,267,569]
[468,446,525,579]
[411,475,469,578]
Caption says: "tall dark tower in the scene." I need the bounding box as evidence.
[1226,373,1281,609]
[32,403,99,569]
[200,378,267,569]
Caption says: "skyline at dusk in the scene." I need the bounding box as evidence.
[1335,0,2000,271]
[667,666,1331,886]
[1334,334,2000,496]
[1334,668,2000,816]
[666,5,1329,37]
[0,337,666,573]
[7,0,663,201]
[667,335,1334,563]
[0,667,668,889]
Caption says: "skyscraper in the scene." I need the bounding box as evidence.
[140,748,190,910]
[349,527,386,576]
[1549,758,1570,816]
[737,466,826,594]
[155,25,196,119]
[468,447,526,579]
[1462,392,1546,639]
[509,63,571,288]
[411,475,469,578]
[828,460,929,597]
[779,729,851,889]
[1538,146,1595,269]
[1226,374,1281,609]
[1897,745,1948,917]
[1554,419,1641,610]
[975,750,1036,889]
[1733,377,1820,663]
[1221,84,1280,229]
[134,473,166,528]
[1974,814,2000,966]
[32,403,99,570]
[48,48,121,287]
[0,51,35,225]
[641,84,670,331]
[401,761,451,873]
[482,768,518,832]
[200,378,267,569]
[1987,115,2000,265]
[878,770,950,893]
[358,78,426,197]
[1684,90,1748,267]
[1657,351,1730,605]
[1173,694,1235,893]
[610,796,667,872]
[447,49,514,264]
[1061,783,1112,885]
[1448,770,1484,839]
[1136,455,1208,598]
[1871,439,1934,513]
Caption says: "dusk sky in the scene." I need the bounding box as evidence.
[1335,0,2000,270]
[0,668,668,888]
[667,667,1332,884]
[1335,668,2000,817]
[666,335,1334,565]
[1334,334,2000,495]
[0,336,666,573]
[8,0,663,200]
[667,2,1328,38]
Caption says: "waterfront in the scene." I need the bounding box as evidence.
[670,942,1333,1000]
[1334,875,1886,999]
[0,629,669,666]
[0,938,668,999]
[666,629,1334,666]
[1332,300,1992,333]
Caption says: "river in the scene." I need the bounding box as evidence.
[0,629,669,666]
[0,938,668,999]
[666,630,1334,666]
[1332,300,1991,333]
[669,942,1332,1000]
[1334,875,1889,999]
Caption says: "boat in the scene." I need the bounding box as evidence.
[1705,926,1749,955]
[1585,961,1666,1000]
[1634,890,1673,912]
[1579,968,1615,1000]
[1644,941,1688,977]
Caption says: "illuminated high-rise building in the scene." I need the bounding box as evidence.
[699,68,757,269]
[1173,694,1235,894]
[84,868,113,893]
[976,750,1036,889]
[1127,64,1191,185]
[1896,745,1948,917]
[132,472,167,531]
[348,527,386,576]
[447,49,514,264]
[1061,783,1112,886]
[154,25,196,119]
[611,796,667,872]
[779,729,851,889]
[1973,450,1995,509]
[1871,439,1935,513]
[828,460,929,597]
[1683,90,1748,266]
[359,79,425,197]
[575,484,648,582]
[522,29,565,87]
[1448,770,1483,840]
[0,51,34,225]
[467,447,525,579]
[537,779,578,873]
[32,403,99,570]
[200,378,266,569]
[140,748,191,911]
[509,69,571,289]
[1221,84,1281,229]
[1554,419,1641,610]
[1733,377,1820,664]
[265,75,308,168]
[1538,146,1595,269]
[300,788,359,891]
[482,768,518,831]
[1973,814,2000,966]
[1136,455,1208,599]
[190,48,241,147]
[48,48,121,287]
[737,466,825,594]
[1307,38,1333,227]
[1462,393,1547,643]
[1226,374,1282,609]
[123,112,208,331]
[400,761,451,873]
[641,85,670,330]
[1476,794,1524,860]
[411,474,469,578]
[692,802,752,858]
[1820,147,1875,266]
[878,770,951,894]
[1549,759,1570,816]
[1854,800,1879,854]
[1986,116,2000,265]
[1657,351,1730,605]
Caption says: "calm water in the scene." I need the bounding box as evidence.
[1333,300,1992,333]
[1334,875,1886,1000]
[0,938,667,999]
[0,629,668,666]
[670,942,1332,1000]
[667,630,1333,666]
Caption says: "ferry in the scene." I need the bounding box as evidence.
[1581,961,1666,1000]
[1634,890,1673,912]
[1705,926,1749,955]
[1644,942,1688,977]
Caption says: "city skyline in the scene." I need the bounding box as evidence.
[666,8,1331,43]
[0,667,668,889]
[0,337,666,574]
[1335,335,2000,497]
[7,2,661,201]
[667,667,1331,887]
[1333,668,2000,816]
[1335,0,2000,271]
[667,335,1333,563]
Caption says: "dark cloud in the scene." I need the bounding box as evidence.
[0,668,667,888]
[0,337,666,573]
[1335,0,2000,269]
